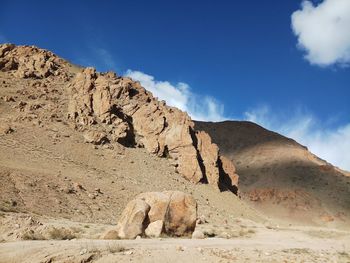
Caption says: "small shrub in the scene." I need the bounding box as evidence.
[22,230,45,240]
[106,243,126,253]
[247,229,256,234]
[48,227,76,240]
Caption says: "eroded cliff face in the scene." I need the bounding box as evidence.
[0,44,238,193]
[67,68,238,192]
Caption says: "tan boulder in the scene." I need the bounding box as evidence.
[164,191,197,236]
[101,230,119,240]
[145,220,164,238]
[114,191,197,239]
[115,199,150,239]
[137,191,197,236]
[137,192,170,222]
[192,229,205,239]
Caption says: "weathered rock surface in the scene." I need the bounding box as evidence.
[137,191,197,236]
[145,220,164,238]
[115,199,150,239]
[191,229,205,239]
[0,44,66,79]
[101,230,119,240]
[83,130,108,145]
[66,67,239,192]
[115,191,197,239]
[219,156,239,194]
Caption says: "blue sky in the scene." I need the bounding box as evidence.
[1,0,349,170]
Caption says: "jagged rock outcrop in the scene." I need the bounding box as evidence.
[67,67,239,192]
[0,44,67,79]
[115,191,197,239]
[219,156,239,193]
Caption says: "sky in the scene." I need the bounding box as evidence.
[0,0,349,170]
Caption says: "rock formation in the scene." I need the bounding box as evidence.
[0,44,239,193]
[114,191,197,239]
[0,44,67,79]
[66,67,239,192]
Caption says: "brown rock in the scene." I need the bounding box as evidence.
[101,230,119,240]
[0,123,14,134]
[3,96,15,102]
[0,44,64,79]
[196,131,220,187]
[115,199,150,239]
[83,130,108,145]
[219,156,239,193]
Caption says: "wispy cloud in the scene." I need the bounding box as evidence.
[245,105,350,171]
[125,70,226,122]
[75,46,118,72]
[291,0,350,66]
[94,47,117,70]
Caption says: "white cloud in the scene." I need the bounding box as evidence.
[95,47,117,70]
[125,70,226,121]
[291,0,350,66]
[245,105,350,171]
[76,47,118,72]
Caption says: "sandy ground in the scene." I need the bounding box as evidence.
[1,225,349,263]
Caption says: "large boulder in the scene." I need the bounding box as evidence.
[115,199,150,239]
[115,191,197,239]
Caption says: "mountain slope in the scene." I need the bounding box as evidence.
[0,44,260,240]
[195,121,350,228]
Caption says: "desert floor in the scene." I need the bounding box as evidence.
[1,224,350,263]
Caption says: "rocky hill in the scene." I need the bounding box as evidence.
[0,44,249,237]
[195,121,350,228]
[0,44,238,192]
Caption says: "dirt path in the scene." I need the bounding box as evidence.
[1,227,349,263]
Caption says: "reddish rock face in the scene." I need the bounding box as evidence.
[66,67,239,192]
